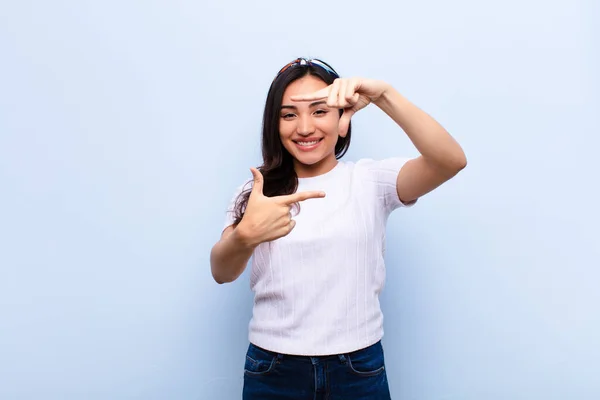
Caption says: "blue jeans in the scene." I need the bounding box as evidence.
[242,341,391,399]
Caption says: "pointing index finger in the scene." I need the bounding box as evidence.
[277,190,326,204]
[289,87,330,102]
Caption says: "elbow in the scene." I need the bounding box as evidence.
[211,263,238,285]
[210,263,233,285]
[211,270,232,285]
[210,249,230,285]
[427,140,467,176]
[454,153,467,172]
[434,154,466,177]
[445,149,467,175]
[212,272,226,285]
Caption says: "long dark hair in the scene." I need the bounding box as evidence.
[231,60,352,226]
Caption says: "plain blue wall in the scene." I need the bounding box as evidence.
[1,1,598,399]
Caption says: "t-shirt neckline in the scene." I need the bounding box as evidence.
[297,161,343,182]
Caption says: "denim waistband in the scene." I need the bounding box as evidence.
[247,340,382,365]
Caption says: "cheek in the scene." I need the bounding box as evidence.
[279,122,293,140]
[320,115,340,134]
[278,124,295,152]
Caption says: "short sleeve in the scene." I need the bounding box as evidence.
[223,179,252,231]
[357,157,417,214]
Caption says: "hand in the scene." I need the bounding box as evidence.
[236,168,326,246]
[290,77,390,137]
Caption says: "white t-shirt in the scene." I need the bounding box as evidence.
[223,158,415,356]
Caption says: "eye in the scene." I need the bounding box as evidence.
[314,109,328,116]
[281,113,296,119]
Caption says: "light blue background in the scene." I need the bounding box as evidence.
[1,1,598,399]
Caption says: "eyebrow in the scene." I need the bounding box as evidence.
[280,101,327,110]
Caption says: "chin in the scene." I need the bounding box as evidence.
[294,153,326,166]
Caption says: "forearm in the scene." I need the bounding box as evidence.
[210,228,256,284]
[374,85,467,171]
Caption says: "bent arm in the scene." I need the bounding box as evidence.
[374,86,467,203]
[210,225,256,284]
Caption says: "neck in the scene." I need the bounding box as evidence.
[294,155,338,178]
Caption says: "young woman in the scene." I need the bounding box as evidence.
[210,58,466,399]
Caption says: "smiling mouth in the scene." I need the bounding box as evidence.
[293,138,323,147]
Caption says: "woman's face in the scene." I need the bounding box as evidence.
[279,74,341,178]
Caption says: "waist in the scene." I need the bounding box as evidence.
[248,307,384,356]
[247,338,384,360]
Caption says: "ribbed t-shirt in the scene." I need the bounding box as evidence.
[223,158,414,356]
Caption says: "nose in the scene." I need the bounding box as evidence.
[297,115,316,136]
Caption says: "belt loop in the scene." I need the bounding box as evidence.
[338,354,347,364]
[276,353,284,363]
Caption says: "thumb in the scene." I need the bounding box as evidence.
[338,109,354,138]
[249,167,264,196]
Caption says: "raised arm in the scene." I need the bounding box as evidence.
[374,85,466,203]
[291,78,467,204]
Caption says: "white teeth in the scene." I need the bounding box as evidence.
[297,140,319,146]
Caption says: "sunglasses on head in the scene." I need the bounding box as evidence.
[275,58,339,80]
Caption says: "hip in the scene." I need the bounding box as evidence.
[242,340,391,400]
